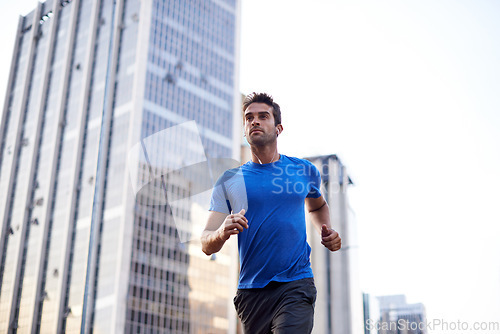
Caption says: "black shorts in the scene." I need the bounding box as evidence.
[233,277,317,334]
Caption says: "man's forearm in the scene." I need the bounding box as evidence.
[309,202,342,251]
[201,209,247,255]
[308,202,331,234]
[201,230,225,256]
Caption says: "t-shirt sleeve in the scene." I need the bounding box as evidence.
[209,174,231,214]
[306,163,322,198]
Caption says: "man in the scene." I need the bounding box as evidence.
[201,92,341,333]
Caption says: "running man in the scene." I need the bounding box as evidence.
[201,92,341,333]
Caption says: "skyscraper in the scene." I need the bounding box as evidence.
[363,292,381,334]
[306,154,364,334]
[0,0,241,333]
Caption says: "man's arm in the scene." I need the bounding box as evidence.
[201,209,247,255]
[305,196,341,252]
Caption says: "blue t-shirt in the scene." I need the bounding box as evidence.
[209,154,322,289]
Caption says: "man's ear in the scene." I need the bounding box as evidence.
[276,124,284,136]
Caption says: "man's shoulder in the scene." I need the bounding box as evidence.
[214,165,244,185]
[219,166,242,177]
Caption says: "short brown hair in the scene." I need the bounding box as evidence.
[242,92,281,126]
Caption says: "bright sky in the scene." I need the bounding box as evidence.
[240,0,500,331]
[1,1,499,332]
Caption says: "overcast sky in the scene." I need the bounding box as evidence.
[1,1,499,333]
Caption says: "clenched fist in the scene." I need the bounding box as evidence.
[321,225,341,252]
[217,209,248,241]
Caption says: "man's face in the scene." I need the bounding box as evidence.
[244,102,278,146]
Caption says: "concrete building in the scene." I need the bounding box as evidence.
[306,154,364,334]
[0,0,241,333]
[377,295,427,334]
[363,293,381,334]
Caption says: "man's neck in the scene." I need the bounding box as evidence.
[250,145,279,164]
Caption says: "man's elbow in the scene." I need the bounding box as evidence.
[201,245,213,256]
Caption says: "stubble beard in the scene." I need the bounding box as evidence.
[247,131,276,147]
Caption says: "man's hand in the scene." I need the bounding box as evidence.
[321,225,341,252]
[217,209,248,241]
[201,209,247,255]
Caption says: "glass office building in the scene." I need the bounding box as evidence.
[0,0,241,333]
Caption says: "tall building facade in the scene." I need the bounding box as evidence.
[0,0,241,333]
[306,154,364,334]
[377,295,427,334]
[363,292,381,334]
